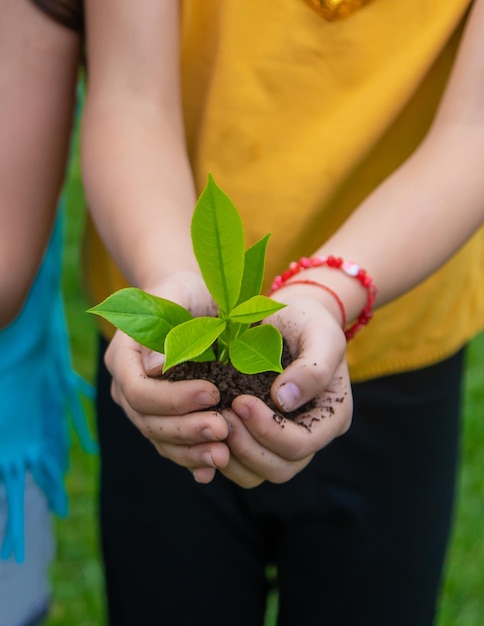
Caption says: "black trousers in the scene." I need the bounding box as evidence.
[95,337,465,626]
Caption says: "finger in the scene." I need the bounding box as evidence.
[271,316,346,413]
[192,467,217,484]
[231,374,352,462]
[152,439,231,472]
[219,457,265,488]
[293,360,353,438]
[111,374,220,417]
[106,332,220,415]
[223,410,312,484]
[127,410,230,445]
[142,347,165,377]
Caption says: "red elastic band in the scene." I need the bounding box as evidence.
[268,279,347,330]
[269,255,378,341]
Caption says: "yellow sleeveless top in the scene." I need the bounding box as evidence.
[85,0,484,381]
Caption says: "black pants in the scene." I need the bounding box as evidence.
[95,337,465,626]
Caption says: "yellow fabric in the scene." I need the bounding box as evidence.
[85,0,484,381]
[302,0,375,21]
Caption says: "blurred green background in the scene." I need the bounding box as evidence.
[46,120,484,626]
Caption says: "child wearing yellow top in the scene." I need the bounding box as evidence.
[41,0,484,624]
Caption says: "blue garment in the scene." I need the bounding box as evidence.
[0,204,96,563]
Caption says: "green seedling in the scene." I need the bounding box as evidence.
[88,175,286,375]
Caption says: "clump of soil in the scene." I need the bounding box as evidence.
[162,342,315,421]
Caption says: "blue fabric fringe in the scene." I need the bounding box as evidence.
[0,206,97,563]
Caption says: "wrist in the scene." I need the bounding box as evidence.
[142,270,210,311]
[269,256,378,340]
[270,280,347,329]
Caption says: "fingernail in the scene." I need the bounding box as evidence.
[201,451,216,467]
[193,469,203,483]
[197,390,218,408]
[201,428,215,441]
[235,402,250,420]
[143,351,164,374]
[277,382,301,412]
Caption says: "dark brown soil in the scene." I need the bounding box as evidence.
[162,343,315,420]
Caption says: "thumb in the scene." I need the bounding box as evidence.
[142,348,165,377]
[271,319,346,413]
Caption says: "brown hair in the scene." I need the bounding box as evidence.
[30,0,84,33]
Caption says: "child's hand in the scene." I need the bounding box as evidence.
[220,287,352,487]
[220,359,351,487]
[105,329,231,483]
[103,271,231,484]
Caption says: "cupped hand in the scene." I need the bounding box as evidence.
[220,287,353,487]
[104,271,230,483]
[220,358,351,487]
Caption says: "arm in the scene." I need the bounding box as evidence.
[83,0,229,484]
[285,0,484,323]
[82,0,199,291]
[260,0,484,412]
[217,0,484,486]
[0,0,80,327]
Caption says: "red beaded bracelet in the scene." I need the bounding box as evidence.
[268,255,378,341]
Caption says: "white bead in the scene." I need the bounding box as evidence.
[343,262,360,277]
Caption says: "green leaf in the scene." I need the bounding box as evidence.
[164,317,226,371]
[229,325,284,374]
[192,347,217,362]
[237,234,271,304]
[191,175,245,314]
[230,296,286,325]
[87,287,192,353]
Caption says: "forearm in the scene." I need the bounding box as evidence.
[307,121,484,322]
[82,0,198,291]
[282,0,484,326]
[81,100,199,290]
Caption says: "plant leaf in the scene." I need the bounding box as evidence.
[87,287,192,353]
[191,175,245,314]
[230,296,286,325]
[164,317,226,371]
[192,346,216,362]
[229,325,284,374]
[237,234,271,304]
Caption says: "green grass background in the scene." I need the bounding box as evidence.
[46,134,484,625]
